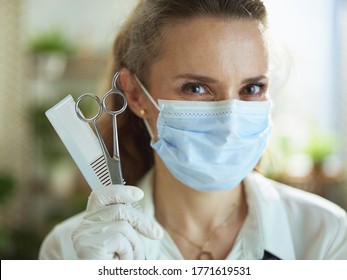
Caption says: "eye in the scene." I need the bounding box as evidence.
[239,83,267,100]
[181,82,209,95]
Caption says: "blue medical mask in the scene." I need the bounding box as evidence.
[135,77,272,192]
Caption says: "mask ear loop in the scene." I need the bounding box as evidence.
[134,75,161,111]
[133,75,160,140]
[144,119,155,140]
[139,109,155,139]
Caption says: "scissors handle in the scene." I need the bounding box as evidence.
[102,72,127,116]
[102,90,127,116]
[102,73,127,159]
[75,93,103,122]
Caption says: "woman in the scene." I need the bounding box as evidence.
[39,0,347,260]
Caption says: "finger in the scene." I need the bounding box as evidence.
[72,226,135,260]
[73,221,145,260]
[109,221,145,260]
[87,185,144,211]
[87,204,163,240]
[105,232,134,260]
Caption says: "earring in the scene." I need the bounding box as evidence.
[140,109,146,116]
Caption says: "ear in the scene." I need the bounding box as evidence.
[119,69,147,118]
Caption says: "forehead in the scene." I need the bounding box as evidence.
[151,17,268,79]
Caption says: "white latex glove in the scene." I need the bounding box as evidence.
[71,184,163,260]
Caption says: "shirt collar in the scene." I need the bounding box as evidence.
[137,168,156,216]
[244,172,296,260]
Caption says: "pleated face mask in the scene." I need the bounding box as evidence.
[135,77,273,192]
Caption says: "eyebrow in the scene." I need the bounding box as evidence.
[241,75,268,85]
[173,73,219,83]
[173,73,268,84]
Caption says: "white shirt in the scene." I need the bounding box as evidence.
[39,171,347,259]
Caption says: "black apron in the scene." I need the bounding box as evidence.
[261,250,281,260]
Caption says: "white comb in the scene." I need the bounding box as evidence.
[46,95,142,210]
[45,95,112,190]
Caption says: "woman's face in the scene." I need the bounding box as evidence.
[143,17,269,134]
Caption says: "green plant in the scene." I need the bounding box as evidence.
[0,173,16,258]
[27,29,74,55]
[0,172,15,204]
[304,128,337,166]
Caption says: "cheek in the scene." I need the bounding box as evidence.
[143,99,159,138]
[141,82,164,137]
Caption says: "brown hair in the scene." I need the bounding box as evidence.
[101,0,268,185]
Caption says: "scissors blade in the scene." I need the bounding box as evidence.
[105,156,124,185]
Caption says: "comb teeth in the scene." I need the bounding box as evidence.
[90,155,112,186]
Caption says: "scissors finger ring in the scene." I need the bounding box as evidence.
[76,93,103,122]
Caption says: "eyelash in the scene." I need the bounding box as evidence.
[180,82,211,96]
[179,81,267,100]
[239,83,267,99]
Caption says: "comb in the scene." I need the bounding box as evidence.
[45,95,112,190]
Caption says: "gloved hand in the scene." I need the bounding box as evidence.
[71,184,163,260]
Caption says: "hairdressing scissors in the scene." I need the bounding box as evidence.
[75,72,127,185]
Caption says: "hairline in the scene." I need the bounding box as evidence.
[140,16,267,87]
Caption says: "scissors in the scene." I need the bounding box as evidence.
[75,72,127,185]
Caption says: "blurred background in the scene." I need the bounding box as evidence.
[0,0,346,259]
